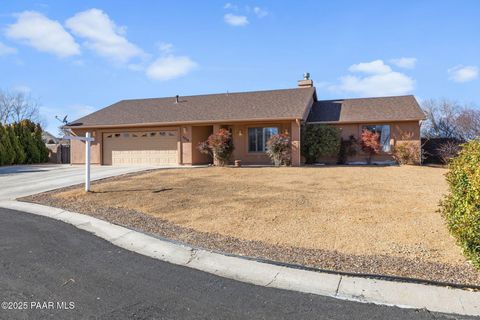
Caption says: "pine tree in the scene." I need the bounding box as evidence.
[7,125,25,164]
[34,123,49,162]
[0,125,15,165]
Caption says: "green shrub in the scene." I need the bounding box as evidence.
[337,135,358,164]
[266,134,291,166]
[440,139,480,268]
[301,124,341,164]
[392,141,421,165]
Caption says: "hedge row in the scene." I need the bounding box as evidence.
[441,139,480,269]
[0,119,49,166]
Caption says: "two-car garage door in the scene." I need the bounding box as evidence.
[103,130,178,165]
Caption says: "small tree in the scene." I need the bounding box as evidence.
[301,124,341,164]
[266,134,291,166]
[198,128,234,166]
[360,129,381,164]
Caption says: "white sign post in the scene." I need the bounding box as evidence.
[85,132,91,192]
[63,132,95,192]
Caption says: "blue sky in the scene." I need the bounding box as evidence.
[0,0,479,134]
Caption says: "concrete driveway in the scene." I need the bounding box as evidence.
[0,164,157,200]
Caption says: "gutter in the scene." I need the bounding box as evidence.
[307,118,426,125]
[64,117,304,130]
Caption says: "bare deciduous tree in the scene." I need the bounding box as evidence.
[422,99,480,141]
[456,108,480,141]
[422,99,461,139]
[0,89,40,124]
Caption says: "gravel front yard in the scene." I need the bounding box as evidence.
[22,166,480,286]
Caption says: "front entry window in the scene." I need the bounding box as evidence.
[363,125,391,152]
[248,127,279,152]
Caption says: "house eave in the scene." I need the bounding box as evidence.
[65,117,303,130]
[306,118,426,125]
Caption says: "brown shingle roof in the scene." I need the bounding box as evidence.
[67,87,315,128]
[307,95,425,123]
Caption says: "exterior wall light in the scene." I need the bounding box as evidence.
[238,129,243,136]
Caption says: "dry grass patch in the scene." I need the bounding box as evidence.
[24,165,480,285]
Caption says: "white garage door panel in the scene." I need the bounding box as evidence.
[103,130,178,165]
[112,150,177,165]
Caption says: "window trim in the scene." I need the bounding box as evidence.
[247,126,279,153]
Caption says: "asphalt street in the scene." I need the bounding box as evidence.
[0,207,473,320]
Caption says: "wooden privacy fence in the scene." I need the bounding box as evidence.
[46,144,70,164]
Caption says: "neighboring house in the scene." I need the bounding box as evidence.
[42,131,71,164]
[42,131,60,145]
[65,76,425,166]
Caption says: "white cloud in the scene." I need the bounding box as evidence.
[224,3,238,10]
[224,13,249,26]
[448,65,478,83]
[5,11,80,57]
[66,8,143,63]
[348,59,392,74]
[146,55,197,81]
[390,57,417,69]
[0,42,17,56]
[253,7,268,18]
[157,42,174,54]
[330,59,415,96]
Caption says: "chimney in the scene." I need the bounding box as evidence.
[297,72,313,88]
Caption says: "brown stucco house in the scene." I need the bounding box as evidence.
[65,77,425,166]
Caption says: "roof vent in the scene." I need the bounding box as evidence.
[175,95,179,103]
[298,72,313,88]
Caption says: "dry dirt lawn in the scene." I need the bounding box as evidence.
[24,166,480,286]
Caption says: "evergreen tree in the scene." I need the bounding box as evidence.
[0,125,15,165]
[34,123,49,162]
[7,125,25,164]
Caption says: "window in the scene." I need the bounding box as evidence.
[363,125,391,152]
[248,127,278,152]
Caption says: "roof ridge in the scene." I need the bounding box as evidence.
[118,87,314,103]
[317,95,414,103]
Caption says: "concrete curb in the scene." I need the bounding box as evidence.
[1,200,479,316]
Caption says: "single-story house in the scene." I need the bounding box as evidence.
[65,76,426,166]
